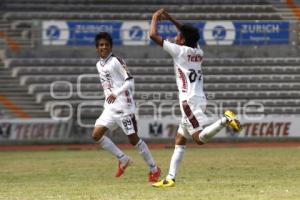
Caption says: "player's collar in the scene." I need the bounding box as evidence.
[99,53,113,66]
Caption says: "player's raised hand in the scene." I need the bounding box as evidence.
[106,94,117,104]
[162,10,171,20]
[162,10,182,30]
[152,9,165,21]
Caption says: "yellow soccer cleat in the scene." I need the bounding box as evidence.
[224,110,242,132]
[152,179,175,188]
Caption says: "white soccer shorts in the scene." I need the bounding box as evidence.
[177,97,208,138]
[95,108,137,135]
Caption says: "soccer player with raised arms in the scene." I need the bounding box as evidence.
[92,32,161,182]
[150,9,242,187]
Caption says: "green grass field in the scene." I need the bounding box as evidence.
[0,147,300,200]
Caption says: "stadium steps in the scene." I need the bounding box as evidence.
[12,65,300,77]
[58,105,300,118]
[275,8,297,20]
[271,0,297,20]
[2,4,275,13]
[0,67,50,118]
[18,74,300,85]
[5,57,300,116]
[35,90,300,103]
[8,57,300,67]
[1,0,280,20]
[0,104,15,118]
[44,99,300,109]
[0,20,32,49]
[25,82,300,94]
[0,0,270,4]
[3,12,282,21]
[29,82,300,92]
[0,22,10,30]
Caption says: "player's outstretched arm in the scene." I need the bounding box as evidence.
[149,9,164,46]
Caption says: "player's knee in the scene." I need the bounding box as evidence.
[128,133,140,146]
[92,134,100,142]
[129,140,137,146]
[192,132,204,145]
[92,127,106,142]
[195,139,205,145]
[175,133,187,145]
[92,131,101,142]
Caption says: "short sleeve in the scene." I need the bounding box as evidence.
[114,57,133,80]
[163,40,181,57]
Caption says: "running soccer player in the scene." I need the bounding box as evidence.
[149,9,242,187]
[92,32,161,182]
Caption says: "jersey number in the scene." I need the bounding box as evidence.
[122,118,132,130]
[188,69,202,83]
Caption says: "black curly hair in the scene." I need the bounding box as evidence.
[179,24,200,48]
[95,32,113,47]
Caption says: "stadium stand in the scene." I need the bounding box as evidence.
[2,57,300,122]
[1,0,281,21]
[0,65,50,118]
[0,0,299,122]
[0,0,287,49]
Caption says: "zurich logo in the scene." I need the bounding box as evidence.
[212,25,226,41]
[46,25,60,40]
[129,26,143,40]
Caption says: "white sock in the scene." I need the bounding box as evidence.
[199,117,226,143]
[135,139,157,173]
[166,145,186,180]
[98,136,126,161]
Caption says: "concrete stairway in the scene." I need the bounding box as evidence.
[0,63,50,118]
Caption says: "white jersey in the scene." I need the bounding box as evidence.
[163,40,206,101]
[96,53,135,114]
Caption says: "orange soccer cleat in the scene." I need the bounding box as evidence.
[115,157,132,177]
[148,167,161,182]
